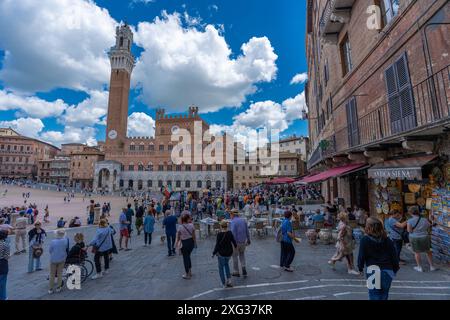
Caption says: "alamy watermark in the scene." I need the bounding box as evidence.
[366,265,382,290]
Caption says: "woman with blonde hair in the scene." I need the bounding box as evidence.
[328,212,359,274]
[89,219,113,279]
[357,217,399,300]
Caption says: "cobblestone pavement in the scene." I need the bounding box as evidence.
[5,221,450,300]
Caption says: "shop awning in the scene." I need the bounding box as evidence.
[297,163,368,184]
[266,177,296,184]
[367,154,437,180]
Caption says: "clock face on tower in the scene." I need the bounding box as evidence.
[171,125,179,134]
[108,130,118,140]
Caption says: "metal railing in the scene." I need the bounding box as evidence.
[335,65,450,153]
[319,0,334,36]
[307,135,336,169]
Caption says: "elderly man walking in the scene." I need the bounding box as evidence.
[230,209,250,277]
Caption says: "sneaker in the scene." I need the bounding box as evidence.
[91,273,103,280]
[284,267,294,272]
[103,270,109,275]
[242,268,247,277]
[21,250,26,253]
[226,282,233,288]
[119,248,124,251]
[348,270,360,275]
[48,289,54,294]
[14,251,21,255]
[430,266,438,272]
[125,248,132,251]
[182,274,191,280]
[413,266,423,272]
[55,286,62,293]
[232,272,240,277]
[36,268,43,271]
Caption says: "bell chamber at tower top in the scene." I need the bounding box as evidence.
[108,23,135,74]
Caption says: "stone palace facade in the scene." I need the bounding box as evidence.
[94,24,232,193]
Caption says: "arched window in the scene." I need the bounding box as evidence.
[158,180,163,188]
[139,143,144,151]
[129,143,135,151]
[120,37,124,47]
[158,163,164,171]
[138,163,144,171]
[128,180,133,188]
[149,144,154,151]
[147,180,152,188]
[206,180,212,188]
[137,180,143,190]
[147,163,153,171]
[128,163,134,171]
[215,180,221,189]
[176,180,181,188]
[185,180,191,188]
[197,180,202,188]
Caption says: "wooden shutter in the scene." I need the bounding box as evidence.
[395,54,416,131]
[385,64,402,134]
[385,53,416,134]
[346,97,359,147]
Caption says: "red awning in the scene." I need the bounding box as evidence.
[298,163,368,184]
[266,177,296,185]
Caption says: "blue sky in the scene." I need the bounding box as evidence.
[0,0,308,146]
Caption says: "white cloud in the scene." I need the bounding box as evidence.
[0,0,116,93]
[40,126,97,147]
[290,72,308,85]
[61,90,109,127]
[0,90,67,118]
[282,91,307,118]
[0,118,45,138]
[133,12,278,113]
[209,91,307,150]
[234,101,289,131]
[127,112,155,137]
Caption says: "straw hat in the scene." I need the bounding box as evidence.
[220,220,228,229]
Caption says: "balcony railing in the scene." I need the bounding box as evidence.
[335,65,450,154]
[319,0,354,43]
[307,135,336,169]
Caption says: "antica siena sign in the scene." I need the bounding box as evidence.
[368,168,422,180]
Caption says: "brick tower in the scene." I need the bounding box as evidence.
[105,23,135,151]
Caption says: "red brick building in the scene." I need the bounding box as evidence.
[0,128,59,180]
[95,24,232,193]
[304,0,449,213]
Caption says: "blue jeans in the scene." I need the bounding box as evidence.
[217,255,231,285]
[392,239,403,260]
[28,248,42,272]
[0,274,7,300]
[166,234,176,255]
[367,270,393,300]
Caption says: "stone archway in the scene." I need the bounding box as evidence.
[98,168,111,191]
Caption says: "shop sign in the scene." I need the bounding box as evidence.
[368,168,422,180]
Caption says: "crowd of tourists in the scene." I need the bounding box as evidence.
[0,180,440,301]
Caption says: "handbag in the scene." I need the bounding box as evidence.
[32,245,43,258]
[91,231,109,254]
